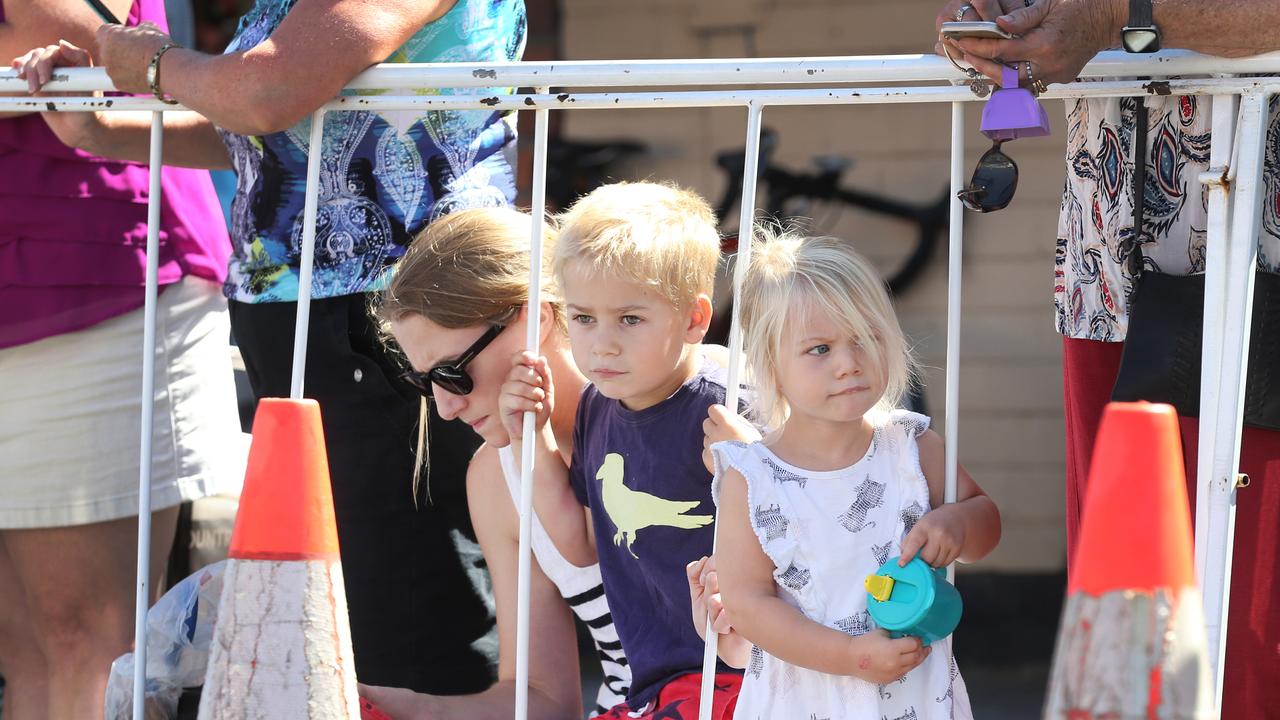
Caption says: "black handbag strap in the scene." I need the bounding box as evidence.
[1129,97,1149,277]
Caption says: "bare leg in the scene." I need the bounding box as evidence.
[0,536,48,720]
[3,507,179,720]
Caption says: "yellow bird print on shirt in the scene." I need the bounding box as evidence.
[597,452,714,558]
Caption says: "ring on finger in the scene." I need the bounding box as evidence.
[953,3,974,21]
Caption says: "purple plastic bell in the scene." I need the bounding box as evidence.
[979,65,1051,142]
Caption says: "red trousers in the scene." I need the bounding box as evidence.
[595,673,741,720]
[1063,337,1280,718]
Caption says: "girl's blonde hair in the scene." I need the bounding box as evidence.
[738,228,916,430]
[376,206,560,503]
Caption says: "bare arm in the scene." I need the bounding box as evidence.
[361,448,583,720]
[898,430,1001,568]
[0,0,131,118]
[514,424,598,568]
[500,352,598,567]
[715,468,931,684]
[78,110,229,168]
[1143,0,1280,57]
[95,0,458,136]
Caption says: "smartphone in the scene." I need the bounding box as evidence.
[940,21,1016,40]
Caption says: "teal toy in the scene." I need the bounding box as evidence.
[864,555,962,645]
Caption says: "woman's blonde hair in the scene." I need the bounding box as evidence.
[738,228,916,430]
[376,206,560,503]
[380,206,562,332]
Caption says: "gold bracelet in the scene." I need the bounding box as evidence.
[146,42,180,106]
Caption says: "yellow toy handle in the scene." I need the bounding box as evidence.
[864,574,896,603]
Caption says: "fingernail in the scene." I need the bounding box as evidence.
[998,14,1010,22]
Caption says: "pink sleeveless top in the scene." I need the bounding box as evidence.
[0,0,230,349]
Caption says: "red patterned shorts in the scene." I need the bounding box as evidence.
[595,673,742,720]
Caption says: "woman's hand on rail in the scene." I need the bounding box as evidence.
[11,40,102,149]
[94,22,172,95]
[12,38,92,94]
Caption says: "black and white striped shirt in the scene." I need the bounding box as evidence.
[499,446,630,716]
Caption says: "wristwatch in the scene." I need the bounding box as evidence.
[1121,0,1161,53]
[146,42,180,105]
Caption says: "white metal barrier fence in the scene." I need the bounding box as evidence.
[3,49,1279,720]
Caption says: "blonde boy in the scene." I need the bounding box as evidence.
[499,182,744,718]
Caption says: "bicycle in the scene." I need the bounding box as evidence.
[708,128,950,412]
[545,136,646,211]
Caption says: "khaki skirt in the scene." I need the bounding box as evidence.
[0,277,244,528]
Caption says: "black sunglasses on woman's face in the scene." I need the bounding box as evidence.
[957,141,1019,213]
[401,324,506,398]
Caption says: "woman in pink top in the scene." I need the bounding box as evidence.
[0,1,238,718]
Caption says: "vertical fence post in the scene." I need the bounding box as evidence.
[1199,88,1270,711]
[1194,88,1237,710]
[515,87,551,720]
[944,103,964,521]
[291,109,327,399]
[1195,89,1238,591]
[697,100,764,720]
[132,109,165,720]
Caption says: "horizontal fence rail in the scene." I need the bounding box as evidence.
[4,50,1276,720]
[4,50,1280,93]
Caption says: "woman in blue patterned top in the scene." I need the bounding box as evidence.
[22,0,526,694]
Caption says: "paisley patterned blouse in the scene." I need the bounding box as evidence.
[1054,94,1280,341]
[218,0,525,302]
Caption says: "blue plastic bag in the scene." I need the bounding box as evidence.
[104,561,226,720]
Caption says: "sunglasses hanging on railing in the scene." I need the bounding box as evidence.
[958,62,1051,213]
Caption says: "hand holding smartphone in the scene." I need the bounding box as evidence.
[940,21,1016,40]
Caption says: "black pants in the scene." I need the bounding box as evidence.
[230,294,495,694]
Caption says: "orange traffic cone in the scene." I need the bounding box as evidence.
[1044,402,1211,719]
[198,398,359,719]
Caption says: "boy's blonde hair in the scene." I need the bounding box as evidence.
[739,228,916,430]
[553,181,720,307]
[375,206,560,503]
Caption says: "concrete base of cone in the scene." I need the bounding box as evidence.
[198,559,359,719]
[1043,587,1212,719]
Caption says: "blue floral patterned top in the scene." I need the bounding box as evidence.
[218,0,525,302]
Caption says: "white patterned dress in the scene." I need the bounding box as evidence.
[710,410,971,720]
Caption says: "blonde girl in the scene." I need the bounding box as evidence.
[709,231,1001,719]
